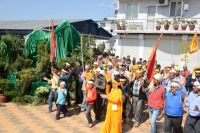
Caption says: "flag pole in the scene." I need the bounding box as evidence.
[81,35,84,71]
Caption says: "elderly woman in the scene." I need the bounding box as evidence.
[100,80,123,133]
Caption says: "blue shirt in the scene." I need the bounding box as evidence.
[186,91,200,117]
[165,89,185,116]
[56,87,67,105]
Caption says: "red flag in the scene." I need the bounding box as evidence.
[50,20,56,62]
[147,33,163,81]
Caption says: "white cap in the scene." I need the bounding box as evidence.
[93,62,98,65]
[66,62,70,66]
[171,81,180,88]
[153,73,163,81]
[194,81,200,86]
[113,71,120,75]
[107,62,113,66]
[87,80,94,84]
[60,81,66,85]
[96,67,101,72]
[120,79,126,82]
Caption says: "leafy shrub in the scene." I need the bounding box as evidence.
[0,79,13,96]
[33,86,49,105]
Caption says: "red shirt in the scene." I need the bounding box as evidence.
[85,87,97,104]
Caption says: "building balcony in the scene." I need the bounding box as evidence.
[115,18,200,34]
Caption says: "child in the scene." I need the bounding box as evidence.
[85,80,97,128]
[56,81,68,120]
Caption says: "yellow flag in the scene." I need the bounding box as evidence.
[189,32,198,54]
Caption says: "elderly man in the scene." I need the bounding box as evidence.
[148,73,165,133]
[184,81,200,133]
[164,81,186,133]
[163,69,176,92]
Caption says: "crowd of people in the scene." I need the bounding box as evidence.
[44,55,200,133]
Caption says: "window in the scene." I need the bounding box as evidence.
[170,1,182,17]
[148,6,156,17]
[126,3,138,19]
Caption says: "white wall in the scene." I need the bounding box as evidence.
[118,0,200,19]
[115,33,200,71]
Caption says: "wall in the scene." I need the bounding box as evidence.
[118,0,200,19]
[115,33,200,71]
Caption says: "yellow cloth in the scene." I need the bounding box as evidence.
[100,88,123,133]
[131,65,138,72]
[84,71,94,81]
[142,65,147,70]
[189,32,198,54]
[105,72,112,95]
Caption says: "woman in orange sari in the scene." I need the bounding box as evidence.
[100,80,123,133]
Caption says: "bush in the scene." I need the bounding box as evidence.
[0,79,13,96]
[33,86,49,106]
[12,95,34,106]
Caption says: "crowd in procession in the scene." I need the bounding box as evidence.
[43,54,200,133]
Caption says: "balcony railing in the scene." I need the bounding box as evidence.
[114,18,200,33]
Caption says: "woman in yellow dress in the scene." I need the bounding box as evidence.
[100,80,123,133]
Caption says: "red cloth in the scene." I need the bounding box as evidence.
[50,20,56,62]
[85,87,97,104]
[147,33,163,81]
[147,48,157,81]
[148,85,165,109]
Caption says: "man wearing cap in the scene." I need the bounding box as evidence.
[186,67,200,93]
[163,69,176,92]
[164,81,186,133]
[120,64,130,81]
[130,70,147,127]
[94,67,106,121]
[173,65,186,86]
[147,73,165,133]
[80,64,95,112]
[184,81,200,133]
[93,62,99,75]
[56,81,68,120]
[85,80,97,128]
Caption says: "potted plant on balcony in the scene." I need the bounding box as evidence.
[188,19,197,31]
[180,19,188,31]
[121,20,126,30]
[163,19,171,30]
[156,20,162,30]
[116,21,121,30]
[172,18,180,30]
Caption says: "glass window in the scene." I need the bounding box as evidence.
[126,4,138,19]
[170,1,182,17]
[148,6,156,16]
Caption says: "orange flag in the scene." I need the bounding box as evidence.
[50,20,56,62]
[189,32,198,54]
[147,33,163,81]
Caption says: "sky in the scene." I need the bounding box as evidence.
[0,0,114,20]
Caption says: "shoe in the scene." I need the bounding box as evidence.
[88,124,93,128]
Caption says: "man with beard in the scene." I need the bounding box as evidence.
[130,70,147,127]
[94,67,106,121]
[163,69,176,92]
[186,67,200,93]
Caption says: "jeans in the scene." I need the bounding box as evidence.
[184,115,200,133]
[164,115,183,133]
[86,104,94,124]
[81,91,86,111]
[148,107,161,133]
[48,90,57,112]
[56,104,67,120]
[132,96,143,123]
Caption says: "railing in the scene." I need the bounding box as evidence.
[113,18,200,33]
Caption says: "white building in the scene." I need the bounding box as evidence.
[110,0,200,70]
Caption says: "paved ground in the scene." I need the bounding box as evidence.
[0,102,185,133]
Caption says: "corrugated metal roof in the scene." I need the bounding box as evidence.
[0,19,88,30]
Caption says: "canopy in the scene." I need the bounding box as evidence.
[54,20,80,62]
